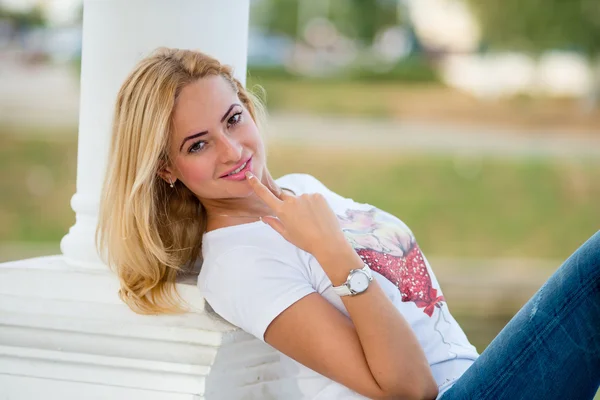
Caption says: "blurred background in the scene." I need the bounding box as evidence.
[0,0,599,362]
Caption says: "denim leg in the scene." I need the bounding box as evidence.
[440,231,600,400]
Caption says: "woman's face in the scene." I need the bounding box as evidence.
[166,75,266,202]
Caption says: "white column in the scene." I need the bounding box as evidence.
[61,0,250,268]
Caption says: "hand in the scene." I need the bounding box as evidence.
[246,171,349,261]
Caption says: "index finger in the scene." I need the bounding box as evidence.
[245,171,283,210]
[262,168,297,200]
[263,169,283,197]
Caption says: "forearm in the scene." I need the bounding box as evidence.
[316,243,438,399]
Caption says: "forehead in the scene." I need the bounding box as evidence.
[172,75,238,135]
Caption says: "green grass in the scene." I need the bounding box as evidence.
[245,77,600,132]
[246,78,408,117]
[248,57,440,85]
[0,132,77,243]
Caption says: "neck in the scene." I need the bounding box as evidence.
[203,196,270,232]
[202,187,295,232]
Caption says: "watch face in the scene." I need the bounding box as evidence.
[349,271,370,293]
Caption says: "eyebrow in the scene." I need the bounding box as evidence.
[179,103,241,152]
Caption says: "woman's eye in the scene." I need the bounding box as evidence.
[188,140,206,154]
[227,112,242,126]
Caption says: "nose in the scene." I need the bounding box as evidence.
[215,131,243,163]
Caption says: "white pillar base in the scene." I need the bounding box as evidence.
[0,257,286,399]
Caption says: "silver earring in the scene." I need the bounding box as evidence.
[169,179,174,188]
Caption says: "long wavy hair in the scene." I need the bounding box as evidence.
[96,47,265,314]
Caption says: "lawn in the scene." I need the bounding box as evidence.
[247,77,600,134]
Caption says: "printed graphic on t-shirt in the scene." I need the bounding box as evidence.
[337,208,445,317]
[336,207,478,358]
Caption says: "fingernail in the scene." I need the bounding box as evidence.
[245,171,254,179]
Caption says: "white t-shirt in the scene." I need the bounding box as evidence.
[198,173,479,399]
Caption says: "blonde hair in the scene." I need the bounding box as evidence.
[96,47,265,314]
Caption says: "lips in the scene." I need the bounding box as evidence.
[220,156,252,178]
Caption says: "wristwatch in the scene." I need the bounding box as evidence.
[332,264,373,296]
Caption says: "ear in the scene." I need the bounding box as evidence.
[157,164,177,185]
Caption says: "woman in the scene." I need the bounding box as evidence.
[97,47,599,400]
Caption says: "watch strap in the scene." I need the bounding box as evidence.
[332,283,353,296]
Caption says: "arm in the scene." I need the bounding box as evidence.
[248,171,438,399]
[265,239,438,400]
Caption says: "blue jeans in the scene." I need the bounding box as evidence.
[439,231,600,400]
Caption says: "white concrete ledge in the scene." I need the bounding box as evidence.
[0,256,286,399]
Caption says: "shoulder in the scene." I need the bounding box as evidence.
[275,173,326,193]
[198,244,316,340]
[200,242,308,288]
[276,173,345,201]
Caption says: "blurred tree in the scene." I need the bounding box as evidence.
[0,4,47,29]
[467,0,600,106]
[331,0,401,44]
[256,0,300,38]
[467,0,599,56]
[253,0,404,45]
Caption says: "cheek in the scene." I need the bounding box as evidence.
[244,120,264,154]
[175,158,213,183]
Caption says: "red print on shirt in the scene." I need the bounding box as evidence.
[337,208,445,317]
[355,245,445,316]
